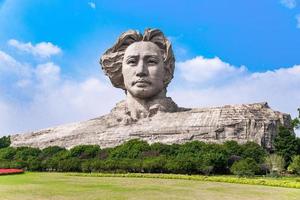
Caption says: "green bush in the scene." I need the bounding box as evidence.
[0,147,16,160]
[230,158,260,176]
[241,142,267,164]
[0,139,275,175]
[150,143,180,156]
[165,153,199,174]
[223,140,242,156]
[70,145,100,159]
[9,160,27,169]
[0,159,11,168]
[265,154,285,175]
[27,157,42,171]
[89,159,105,172]
[202,151,228,174]
[109,139,150,159]
[0,136,10,149]
[15,147,41,161]
[142,156,167,173]
[57,158,82,172]
[81,160,93,173]
[288,155,300,175]
[41,146,66,158]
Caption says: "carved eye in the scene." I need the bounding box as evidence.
[147,59,158,65]
[127,59,137,65]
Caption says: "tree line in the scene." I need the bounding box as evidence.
[0,118,299,176]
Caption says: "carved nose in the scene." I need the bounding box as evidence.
[136,61,148,77]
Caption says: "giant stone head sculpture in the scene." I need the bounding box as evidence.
[100,29,178,120]
[100,29,175,99]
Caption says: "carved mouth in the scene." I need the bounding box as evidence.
[132,80,152,86]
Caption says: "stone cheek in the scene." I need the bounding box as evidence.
[10,102,291,151]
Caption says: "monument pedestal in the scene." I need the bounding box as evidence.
[11,102,290,150]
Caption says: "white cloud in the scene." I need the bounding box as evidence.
[296,14,300,28]
[177,56,247,86]
[280,0,297,9]
[8,39,61,58]
[0,50,32,78]
[172,57,300,132]
[88,2,96,9]
[35,62,61,88]
[0,50,122,135]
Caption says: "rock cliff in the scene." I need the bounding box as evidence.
[11,102,291,150]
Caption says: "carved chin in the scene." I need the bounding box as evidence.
[128,87,162,99]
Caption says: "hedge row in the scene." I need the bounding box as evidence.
[0,139,269,175]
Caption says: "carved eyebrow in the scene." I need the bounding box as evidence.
[124,55,139,61]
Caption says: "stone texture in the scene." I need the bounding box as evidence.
[11,102,291,150]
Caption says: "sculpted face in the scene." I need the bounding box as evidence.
[122,41,165,99]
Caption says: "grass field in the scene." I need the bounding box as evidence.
[0,173,300,200]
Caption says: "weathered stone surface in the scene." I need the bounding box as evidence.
[11,102,290,150]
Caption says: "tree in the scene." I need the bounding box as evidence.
[0,147,16,160]
[274,126,298,165]
[41,146,66,158]
[291,118,300,130]
[0,136,10,149]
[69,145,100,159]
[150,143,180,157]
[296,138,300,155]
[287,155,300,175]
[223,140,242,156]
[142,156,167,173]
[109,139,150,159]
[230,158,259,177]
[240,142,267,164]
[14,147,41,161]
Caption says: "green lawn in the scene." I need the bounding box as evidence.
[0,172,300,200]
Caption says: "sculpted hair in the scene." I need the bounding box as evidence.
[100,28,175,90]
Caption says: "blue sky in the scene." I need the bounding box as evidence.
[0,0,299,136]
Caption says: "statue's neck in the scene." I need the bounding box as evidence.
[125,90,166,119]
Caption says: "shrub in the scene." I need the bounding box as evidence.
[0,147,16,160]
[230,158,259,176]
[90,159,105,172]
[14,147,41,161]
[42,150,70,171]
[0,136,10,149]
[9,160,27,169]
[223,140,242,156]
[177,141,206,154]
[265,154,285,174]
[70,145,100,159]
[0,159,11,168]
[109,139,150,159]
[241,142,267,164]
[165,153,199,174]
[142,156,167,173]
[41,146,66,158]
[150,143,180,157]
[201,152,228,174]
[288,155,300,175]
[81,160,93,173]
[27,157,42,171]
[227,155,242,167]
[57,158,81,172]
